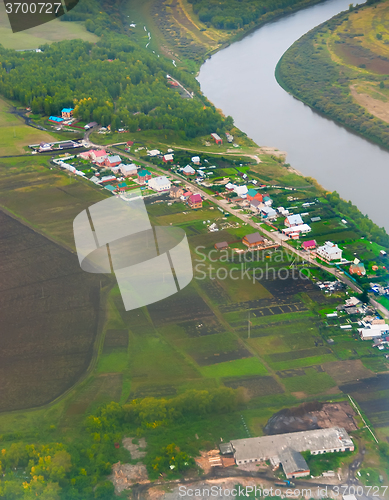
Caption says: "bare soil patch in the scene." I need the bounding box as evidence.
[335,42,389,74]
[122,437,147,460]
[323,359,373,384]
[110,462,149,494]
[351,84,389,124]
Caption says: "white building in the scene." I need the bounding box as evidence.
[148,149,161,157]
[282,224,311,236]
[234,185,248,198]
[120,163,138,177]
[285,214,303,227]
[358,323,389,340]
[230,427,354,466]
[148,176,171,192]
[316,241,342,262]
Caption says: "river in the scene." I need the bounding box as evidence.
[197,0,389,232]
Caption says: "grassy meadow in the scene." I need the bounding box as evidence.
[0,2,98,50]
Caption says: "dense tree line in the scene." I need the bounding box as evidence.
[276,7,389,151]
[60,0,125,36]
[0,37,232,137]
[187,0,325,30]
[0,388,238,499]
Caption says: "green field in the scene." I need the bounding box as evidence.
[0,2,98,50]
[200,357,268,378]
[0,98,58,155]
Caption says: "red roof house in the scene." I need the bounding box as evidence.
[247,188,263,203]
[302,240,317,250]
[188,193,202,209]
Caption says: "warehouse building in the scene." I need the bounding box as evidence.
[230,427,353,478]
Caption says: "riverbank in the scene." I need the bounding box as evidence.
[275,1,389,152]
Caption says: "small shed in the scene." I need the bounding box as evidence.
[214,241,229,251]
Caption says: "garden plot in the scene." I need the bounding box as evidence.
[224,375,284,398]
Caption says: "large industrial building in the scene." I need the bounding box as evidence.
[228,427,353,478]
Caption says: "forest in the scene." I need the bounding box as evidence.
[276,3,389,152]
[187,0,325,30]
[0,37,232,137]
[0,388,238,499]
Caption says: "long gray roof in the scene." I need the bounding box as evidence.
[230,427,353,463]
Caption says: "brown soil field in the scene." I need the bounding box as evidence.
[191,347,252,366]
[103,329,129,352]
[351,84,389,124]
[323,359,374,384]
[335,42,389,74]
[0,211,106,412]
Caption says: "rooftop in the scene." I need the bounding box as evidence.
[230,427,353,463]
[244,232,264,244]
[278,448,309,476]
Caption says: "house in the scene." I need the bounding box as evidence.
[214,241,229,250]
[233,185,248,198]
[358,323,389,340]
[148,176,171,192]
[181,190,192,200]
[263,195,273,206]
[316,241,342,262]
[261,207,277,220]
[225,182,235,191]
[84,121,97,130]
[126,140,134,147]
[163,153,174,163]
[230,427,354,466]
[302,240,317,250]
[79,151,91,160]
[39,142,52,152]
[282,224,311,237]
[137,169,152,185]
[182,165,195,176]
[247,189,263,203]
[250,199,262,211]
[191,156,200,165]
[117,182,128,192]
[99,175,117,183]
[188,193,202,209]
[61,108,74,119]
[349,262,366,276]
[105,155,122,168]
[211,133,222,145]
[148,149,161,157]
[170,186,184,198]
[120,163,137,177]
[90,150,107,162]
[285,214,303,227]
[243,232,265,249]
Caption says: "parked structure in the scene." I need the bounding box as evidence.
[211,133,223,145]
